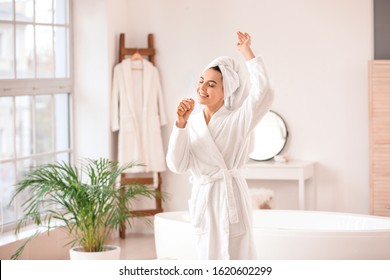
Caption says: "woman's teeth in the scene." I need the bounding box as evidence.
[199,92,208,97]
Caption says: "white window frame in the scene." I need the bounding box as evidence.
[0,0,73,232]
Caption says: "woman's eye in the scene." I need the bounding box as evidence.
[209,83,215,87]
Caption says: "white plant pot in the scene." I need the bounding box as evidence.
[69,245,121,260]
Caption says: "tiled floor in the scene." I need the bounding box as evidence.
[110,233,157,260]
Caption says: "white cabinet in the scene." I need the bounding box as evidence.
[241,160,315,210]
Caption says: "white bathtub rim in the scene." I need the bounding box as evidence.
[252,209,390,233]
[156,209,390,221]
[155,209,390,234]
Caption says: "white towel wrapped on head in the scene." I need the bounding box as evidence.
[204,56,249,110]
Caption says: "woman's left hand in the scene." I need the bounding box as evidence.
[237,31,251,49]
[236,31,255,61]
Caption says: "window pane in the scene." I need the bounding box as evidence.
[35,154,54,166]
[54,0,68,24]
[56,152,69,163]
[15,158,33,220]
[35,0,52,23]
[0,23,15,79]
[15,95,33,157]
[0,162,16,224]
[54,26,68,78]
[54,93,69,151]
[36,25,54,78]
[34,155,56,211]
[0,0,13,21]
[15,0,34,22]
[0,97,14,160]
[35,95,53,154]
[16,24,35,78]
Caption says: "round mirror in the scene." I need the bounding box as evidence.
[249,110,288,161]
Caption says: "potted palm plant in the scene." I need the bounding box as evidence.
[10,158,162,260]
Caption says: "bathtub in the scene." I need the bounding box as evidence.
[154,210,390,259]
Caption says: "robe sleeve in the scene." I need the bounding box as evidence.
[166,124,191,174]
[155,68,168,126]
[238,56,274,132]
[111,64,120,132]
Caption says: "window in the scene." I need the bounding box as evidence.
[0,0,72,231]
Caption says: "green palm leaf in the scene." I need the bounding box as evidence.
[9,158,163,259]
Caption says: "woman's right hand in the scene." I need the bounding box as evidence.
[176,98,195,128]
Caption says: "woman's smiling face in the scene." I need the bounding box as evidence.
[196,68,224,108]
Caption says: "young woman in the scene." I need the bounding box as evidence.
[166,31,274,259]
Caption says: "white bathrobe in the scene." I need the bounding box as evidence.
[166,56,274,259]
[111,59,167,172]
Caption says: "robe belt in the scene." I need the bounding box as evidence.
[196,169,240,224]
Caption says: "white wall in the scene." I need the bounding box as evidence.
[73,0,111,159]
[74,0,373,215]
